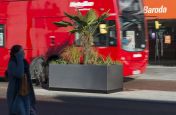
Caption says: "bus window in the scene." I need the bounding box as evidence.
[119,0,146,51]
[75,20,117,47]
[0,24,4,47]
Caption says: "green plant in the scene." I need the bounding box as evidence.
[86,48,103,64]
[50,59,67,64]
[53,46,120,65]
[103,55,120,65]
[54,9,109,64]
[60,46,81,64]
[86,49,120,65]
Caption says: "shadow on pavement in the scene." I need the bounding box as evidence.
[124,77,135,82]
[52,95,176,115]
[1,95,176,115]
[0,78,7,82]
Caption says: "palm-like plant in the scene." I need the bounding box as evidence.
[54,9,109,64]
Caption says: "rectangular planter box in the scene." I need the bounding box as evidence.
[49,64,123,93]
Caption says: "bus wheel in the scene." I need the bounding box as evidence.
[30,57,47,86]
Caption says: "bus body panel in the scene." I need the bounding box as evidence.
[0,0,147,77]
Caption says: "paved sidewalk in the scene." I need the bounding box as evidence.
[133,65,176,81]
[34,88,176,103]
[1,65,176,103]
[2,81,176,103]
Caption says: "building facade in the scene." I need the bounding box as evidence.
[144,0,176,65]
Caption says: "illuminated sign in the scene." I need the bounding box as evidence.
[69,1,94,8]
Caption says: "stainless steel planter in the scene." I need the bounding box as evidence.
[49,64,123,93]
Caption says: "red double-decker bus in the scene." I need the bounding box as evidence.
[0,0,148,83]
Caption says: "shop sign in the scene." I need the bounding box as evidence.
[144,5,167,14]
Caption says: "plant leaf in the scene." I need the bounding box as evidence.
[54,21,72,27]
[98,10,110,23]
[64,12,87,26]
[77,9,84,21]
[69,29,80,33]
[85,9,97,23]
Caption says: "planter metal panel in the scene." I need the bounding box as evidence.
[107,65,123,91]
[49,64,123,93]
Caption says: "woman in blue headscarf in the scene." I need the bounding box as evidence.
[7,45,37,115]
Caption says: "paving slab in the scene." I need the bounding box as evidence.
[133,65,176,81]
